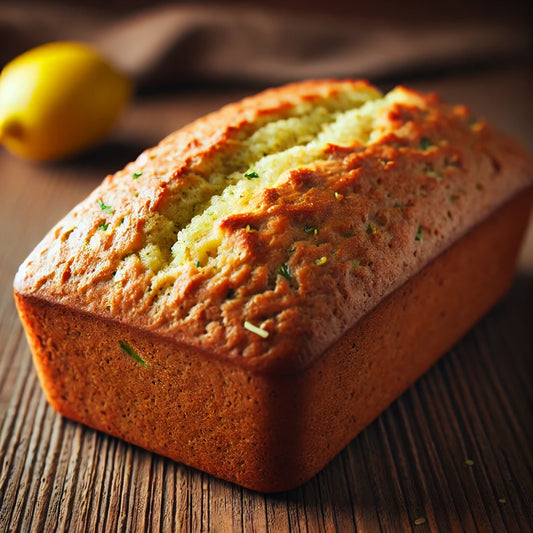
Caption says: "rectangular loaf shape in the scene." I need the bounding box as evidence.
[14,80,533,491]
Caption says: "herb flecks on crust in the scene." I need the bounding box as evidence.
[20,80,531,371]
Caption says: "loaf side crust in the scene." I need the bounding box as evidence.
[14,189,532,492]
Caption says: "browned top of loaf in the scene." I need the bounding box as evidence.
[14,80,532,373]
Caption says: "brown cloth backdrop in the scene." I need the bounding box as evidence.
[1,2,531,90]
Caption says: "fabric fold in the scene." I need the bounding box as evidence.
[2,3,530,90]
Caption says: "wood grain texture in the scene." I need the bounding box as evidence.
[1,70,532,532]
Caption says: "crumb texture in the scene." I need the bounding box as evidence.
[14,79,532,372]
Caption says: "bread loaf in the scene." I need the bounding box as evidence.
[14,80,532,492]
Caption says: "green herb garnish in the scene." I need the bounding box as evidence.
[278,263,292,281]
[366,223,377,235]
[415,225,423,241]
[97,199,114,214]
[464,458,474,466]
[244,321,269,338]
[132,171,143,179]
[98,221,109,231]
[244,171,259,179]
[419,137,434,151]
[119,341,147,366]
[425,169,443,180]
[195,260,201,268]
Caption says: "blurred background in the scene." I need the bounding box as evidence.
[2,1,531,88]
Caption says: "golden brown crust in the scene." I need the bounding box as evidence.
[14,80,532,374]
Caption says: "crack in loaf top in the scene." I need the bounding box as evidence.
[15,80,532,373]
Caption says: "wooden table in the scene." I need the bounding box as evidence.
[1,68,531,532]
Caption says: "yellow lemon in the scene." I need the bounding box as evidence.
[0,41,131,161]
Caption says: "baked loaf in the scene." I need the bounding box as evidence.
[14,80,532,492]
